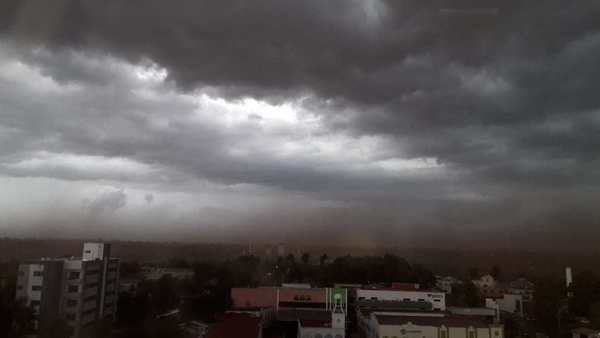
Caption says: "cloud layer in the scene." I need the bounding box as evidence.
[0,1,599,248]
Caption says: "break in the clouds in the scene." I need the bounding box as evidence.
[0,0,599,248]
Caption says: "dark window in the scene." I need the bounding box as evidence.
[68,285,79,293]
[31,285,42,291]
[69,272,80,280]
[33,271,43,277]
[67,299,78,307]
[31,300,41,306]
[66,313,76,321]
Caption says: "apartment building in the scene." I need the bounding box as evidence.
[16,242,119,338]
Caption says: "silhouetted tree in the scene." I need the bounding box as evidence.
[301,253,310,265]
[491,265,501,280]
[319,254,328,266]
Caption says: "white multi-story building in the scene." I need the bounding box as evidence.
[357,289,446,311]
[16,242,119,338]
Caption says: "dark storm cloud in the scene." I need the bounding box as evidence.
[3,1,599,178]
[1,0,600,246]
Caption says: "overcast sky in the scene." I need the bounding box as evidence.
[1,0,599,249]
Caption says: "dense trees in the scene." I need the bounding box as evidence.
[448,282,481,307]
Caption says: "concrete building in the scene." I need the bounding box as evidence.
[357,289,446,311]
[362,313,504,338]
[231,286,348,337]
[485,294,524,317]
[231,286,348,314]
[507,278,534,303]
[16,242,119,338]
[297,310,345,338]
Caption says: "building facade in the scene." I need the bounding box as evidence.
[357,289,446,311]
[358,312,503,338]
[16,242,119,338]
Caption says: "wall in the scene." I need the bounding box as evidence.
[378,323,439,338]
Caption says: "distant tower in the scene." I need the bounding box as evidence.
[566,267,573,297]
[331,293,346,330]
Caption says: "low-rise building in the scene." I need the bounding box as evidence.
[485,294,523,317]
[357,288,446,311]
[231,285,348,337]
[231,286,348,314]
[507,278,534,303]
[297,308,345,338]
[367,314,504,338]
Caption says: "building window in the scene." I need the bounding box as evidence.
[33,271,43,277]
[17,285,23,290]
[68,272,80,280]
[66,313,77,321]
[469,331,475,338]
[68,285,79,293]
[67,299,78,307]
[440,330,447,338]
[31,285,42,291]
[31,300,41,306]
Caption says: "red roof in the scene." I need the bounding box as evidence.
[231,287,278,309]
[207,313,261,338]
[391,283,420,291]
